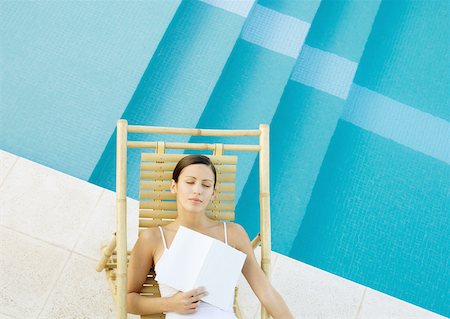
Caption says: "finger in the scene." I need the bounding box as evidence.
[184,300,198,309]
[186,287,206,297]
[190,291,208,303]
[185,299,199,306]
[188,302,199,310]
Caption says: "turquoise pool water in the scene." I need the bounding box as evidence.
[1,0,449,316]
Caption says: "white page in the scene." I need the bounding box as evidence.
[155,226,212,291]
[155,226,246,310]
[196,240,246,310]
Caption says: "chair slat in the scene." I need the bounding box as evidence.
[141,153,237,164]
[139,210,177,219]
[139,201,234,211]
[139,219,174,228]
[140,286,161,294]
[141,162,237,173]
[141,315,165,319]
[139,192,175,200]
[139,211,234,228]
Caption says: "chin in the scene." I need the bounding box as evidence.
[182,204,205,214]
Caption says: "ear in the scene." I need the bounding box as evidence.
[210,188,216,201]
[170,180,177,194]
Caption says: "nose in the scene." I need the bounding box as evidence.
[193,182,202,194]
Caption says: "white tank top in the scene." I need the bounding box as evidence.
[155,223,237,319]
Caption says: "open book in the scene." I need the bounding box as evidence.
[155,225,247,310]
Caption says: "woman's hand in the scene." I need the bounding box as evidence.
[167,287,208,314]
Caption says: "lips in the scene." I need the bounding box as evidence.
[189,198,202,203]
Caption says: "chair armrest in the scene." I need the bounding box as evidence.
[251,233,261,250]
[96,235,117,272]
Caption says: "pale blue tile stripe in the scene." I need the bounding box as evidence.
[240,4,310,58]
[290,45,358,99]
[200,0,255,17]
[342,85,450,164]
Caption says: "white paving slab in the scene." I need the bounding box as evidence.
[0,150,17,187]
[358,288,447,319]
[0,157,103,250]
[0,154,444,318]
[74,189,139,260]
[271,254,365,319]
[0,226,70,318]
[37,253,115,319]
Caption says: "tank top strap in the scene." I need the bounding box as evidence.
[158,226,168,250]
[223,222,228,245]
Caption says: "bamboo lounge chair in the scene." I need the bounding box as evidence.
[96,120,272,319]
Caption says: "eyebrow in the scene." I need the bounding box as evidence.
[184,176,214,182]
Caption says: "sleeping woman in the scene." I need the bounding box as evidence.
[127,154,294,319]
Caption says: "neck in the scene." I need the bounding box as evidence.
[175,209,209,230]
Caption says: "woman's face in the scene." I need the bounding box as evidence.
[171,164,215,213]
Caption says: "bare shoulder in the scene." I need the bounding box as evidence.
[226,222,251,247]
[139,227,160,241]
[133,227,161,252]
[226,222,247,235]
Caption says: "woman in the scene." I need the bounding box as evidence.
[127,155,294,318]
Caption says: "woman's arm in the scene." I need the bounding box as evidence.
[127,229,207,315]
[127,228,166,314]
[230,223,294,319]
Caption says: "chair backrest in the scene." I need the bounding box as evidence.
[139,153,238,229]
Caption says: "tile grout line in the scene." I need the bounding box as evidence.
[0,310,20,319]
[0,224,73,252]
[0,224,98,319]
[35,250,74,319]
[0,155,19,189]
[0,222,79,318]
[34,190,108,317]
[71,249,102,263]
[0,224,101,263]
[70,188,106,253]
[354,287,367,319]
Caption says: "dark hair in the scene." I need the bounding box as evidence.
[172,155,217,186]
